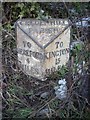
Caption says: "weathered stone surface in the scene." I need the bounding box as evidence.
[16,19,70,80]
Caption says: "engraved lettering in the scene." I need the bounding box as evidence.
[55,58,60,65]
[55,42,59,49]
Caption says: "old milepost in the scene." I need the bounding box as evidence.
[16,19,71,81]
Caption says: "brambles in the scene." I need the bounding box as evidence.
[1,2,90,119]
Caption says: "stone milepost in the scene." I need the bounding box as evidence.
[16,19,71,80]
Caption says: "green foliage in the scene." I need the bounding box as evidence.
[2,2,89,32]
[11,3,41,20]
[50,99,60,110]
[6,108,32,118]
[2,3,40,32]
[13,108,32,118]
[47,65,68,80]
[2,2,90,119]
[4,23,14,31]
[58,65,68,78]
[71,42,84,57]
